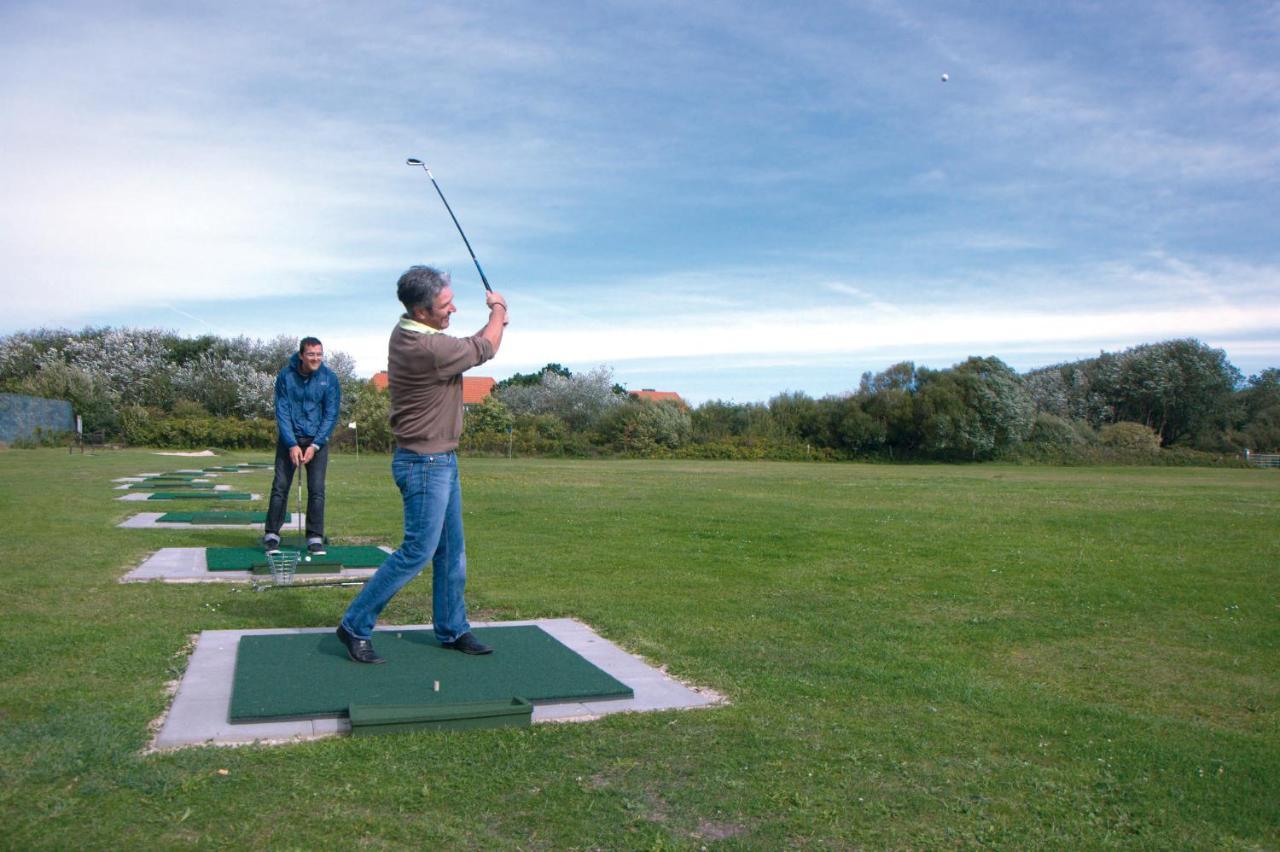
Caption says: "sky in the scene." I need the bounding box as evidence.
[1,0,1277,404]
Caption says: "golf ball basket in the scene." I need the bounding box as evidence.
[266,549,300,586]
[251,550,369,593]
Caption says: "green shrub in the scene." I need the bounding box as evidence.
[123,414,275,449]
[1028,413,1084,448]
[596,401,692,455]
[464,396,513,433]
[1100,421,1161,452]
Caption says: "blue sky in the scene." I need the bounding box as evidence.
[1,0,1277,403]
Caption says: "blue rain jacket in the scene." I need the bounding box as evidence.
[274,353,341,448]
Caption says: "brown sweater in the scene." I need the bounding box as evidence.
[387,320,494,453]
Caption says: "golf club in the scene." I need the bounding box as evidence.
[253,575,367,593]
[297,458,306,553]
[405,158,493,292]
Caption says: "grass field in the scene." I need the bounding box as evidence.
[1,448,1277,848]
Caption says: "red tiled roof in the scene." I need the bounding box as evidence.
[369,372,494,405]
[630,389,685,406]
[463,376,496,405]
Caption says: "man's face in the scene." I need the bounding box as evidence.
[300,344,324,375]
[423,285,456,330]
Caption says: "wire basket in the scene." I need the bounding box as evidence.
[266,549,301,586]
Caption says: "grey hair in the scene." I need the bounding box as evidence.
[397,265,451,313]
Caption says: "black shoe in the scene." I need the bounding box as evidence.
[263,537,280,554]
[307,542,326,556]
[336,624,385,664]
[442,632,493,655]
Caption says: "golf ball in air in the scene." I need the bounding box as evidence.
[941,72,949,82]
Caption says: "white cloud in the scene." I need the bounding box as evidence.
[2,0,1277,405]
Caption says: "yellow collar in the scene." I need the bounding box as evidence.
[398,314,440,335]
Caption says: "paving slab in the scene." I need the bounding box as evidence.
[150,619,724,750]
[118,513,307,531]
[117,492,262,501]
[122,546,384,583]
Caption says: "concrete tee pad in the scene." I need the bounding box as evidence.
[122,547,385,583]
[116,492,262,501]
[117,513,306,531]
[151,619,724,750]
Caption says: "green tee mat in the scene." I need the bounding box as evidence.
[205,545,387,572]
[229,625,634,722]
[157,511,287,524]
[348,698,532,735]
[123,482,215,490]
[146,491,253,500]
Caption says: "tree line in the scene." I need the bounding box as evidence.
[2,327,1276,461]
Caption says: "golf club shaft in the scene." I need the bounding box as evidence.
[298,458,305,545]
[255,578,368,592]
[407,159,493,293]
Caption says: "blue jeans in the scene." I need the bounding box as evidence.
[340,448,471,643]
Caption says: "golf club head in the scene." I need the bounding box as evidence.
[405,158,425,166]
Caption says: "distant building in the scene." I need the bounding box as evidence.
[463,377,497,406]
[369,372,495,408]
[630,388,686,408]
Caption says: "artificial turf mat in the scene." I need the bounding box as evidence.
[348,698,532,735]
[145,491,252,500]
[157,511,286,524]
[123,481,215,490]
[205,545,387,571]
[230,626,634,722]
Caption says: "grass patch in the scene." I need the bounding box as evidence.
[0,449,1276,846]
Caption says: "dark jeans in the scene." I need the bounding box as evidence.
[265,438,327,543]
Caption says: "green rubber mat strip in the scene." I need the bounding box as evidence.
[142,475,202,481]
[157,511,286,523]
[201,466,244,471]
[146,491,253,500]
[230,626,633,722]
[123,482,215,490]
[349,698,532,735]
[205,545,387,571]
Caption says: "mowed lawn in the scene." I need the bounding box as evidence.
[0,448,1276,848]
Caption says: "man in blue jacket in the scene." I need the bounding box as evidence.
[264,337,341,555]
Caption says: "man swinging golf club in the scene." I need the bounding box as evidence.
[337,265,507,663]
